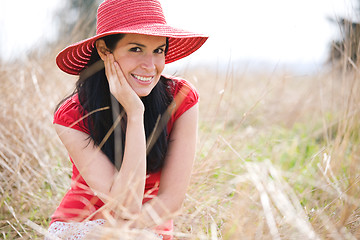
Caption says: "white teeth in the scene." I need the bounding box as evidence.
[133,74,153,82]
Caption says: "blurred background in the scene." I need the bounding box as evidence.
[0,0,358,73]
[1,0,360,239]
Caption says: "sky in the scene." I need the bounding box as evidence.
[0,0,357,73]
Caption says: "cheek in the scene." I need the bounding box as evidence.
[156,59,165,73]
[114,56,134,73]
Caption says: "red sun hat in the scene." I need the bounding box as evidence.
[56,0,208,75]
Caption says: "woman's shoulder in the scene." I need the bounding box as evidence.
[162,75,199,128]
[162,74,197,93]
[162,74,199,100]
[53,94,89,134]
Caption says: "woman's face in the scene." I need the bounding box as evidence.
[111,34,166,97]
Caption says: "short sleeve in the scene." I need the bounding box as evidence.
[166,76,199,133]
[53,94,90,134]
[172,79,199,120]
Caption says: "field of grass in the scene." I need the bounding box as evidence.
[0,51,359,239]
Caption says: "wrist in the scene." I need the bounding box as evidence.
[126,111,144,123]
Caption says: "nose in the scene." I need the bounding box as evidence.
[140,53,156,72]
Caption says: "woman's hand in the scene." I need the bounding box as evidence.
[104,53,144,117]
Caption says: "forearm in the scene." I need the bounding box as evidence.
[108,115,147,216]
[131,193,183,228]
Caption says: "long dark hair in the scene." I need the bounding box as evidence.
[57,34,173,172]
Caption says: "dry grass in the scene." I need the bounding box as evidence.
[0,49,359,239]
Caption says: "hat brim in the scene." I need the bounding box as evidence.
[56,24,208,75]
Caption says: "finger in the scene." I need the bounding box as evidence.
[113,61,126,86]
[106,53,116,78]
[106,54,121,91]
[108,54,121,85]
[104,56,120,96]
[104,53,113,79]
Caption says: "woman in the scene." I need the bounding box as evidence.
[46,0,207,239]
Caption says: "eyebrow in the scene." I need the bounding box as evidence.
[128,42,166,48]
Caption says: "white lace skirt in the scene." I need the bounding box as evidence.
[45,219,105,240]
[45,219,163,240]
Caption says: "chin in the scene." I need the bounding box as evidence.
[135,89,152,97]
[133,83,158,97]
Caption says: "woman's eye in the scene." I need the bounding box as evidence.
[154,48,164,54]
[130,47,141,52]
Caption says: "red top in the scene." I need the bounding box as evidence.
[50,76,199,235]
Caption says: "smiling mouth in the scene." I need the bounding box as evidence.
[132,74,154,82]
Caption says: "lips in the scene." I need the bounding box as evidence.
[131,74,154,82]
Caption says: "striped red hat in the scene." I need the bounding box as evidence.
[56,0,208,75]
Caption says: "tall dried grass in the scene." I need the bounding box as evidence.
[0,55,75,238]
[1,49,359,239]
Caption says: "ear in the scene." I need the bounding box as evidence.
[96,39,109,61]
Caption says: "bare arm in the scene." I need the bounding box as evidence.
[132,103,199,228]
[55,98,198,227]
[54,113,146,217]
[55,52,148,218]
